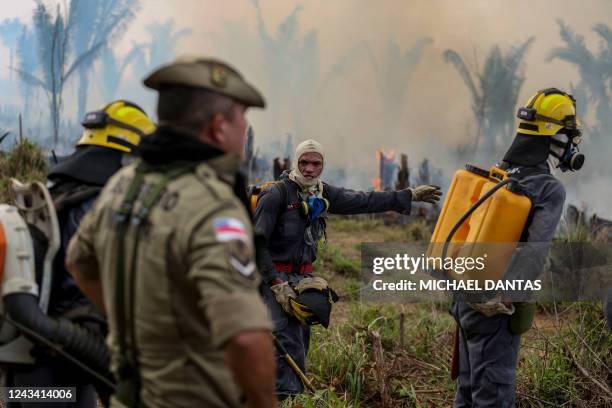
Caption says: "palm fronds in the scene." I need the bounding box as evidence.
[444,38,534,158]
[549,20,612,149]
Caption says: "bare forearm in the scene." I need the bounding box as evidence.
[66,263,106,313]
[225,331,277,408]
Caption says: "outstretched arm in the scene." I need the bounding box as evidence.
[325,183,413,215]
[325,184,441,215]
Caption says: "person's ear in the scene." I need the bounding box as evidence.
[208,113,227,145]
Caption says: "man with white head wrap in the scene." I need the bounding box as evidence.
[254,139,441,398]
[287,139,325,195]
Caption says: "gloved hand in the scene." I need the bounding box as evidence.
[294,277,338,302]
[410,185,442,204]
[270,281,297,314]
[468,299,514,317]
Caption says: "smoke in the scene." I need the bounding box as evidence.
[0,18,25,81]
[145,19,192,70]
[187,0,611,216]
[70,0,140,121]
[1,0,611,216]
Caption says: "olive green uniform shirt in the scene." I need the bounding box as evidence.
[67,154,272,408]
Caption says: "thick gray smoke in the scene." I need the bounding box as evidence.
[0,0,610,217]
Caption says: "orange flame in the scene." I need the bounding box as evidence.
[372,177,381,191]
[372,147,396,191]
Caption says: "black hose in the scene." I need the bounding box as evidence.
[441,177,516,262]
[3,293,115,392]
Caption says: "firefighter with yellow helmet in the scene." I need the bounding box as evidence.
[4,100,154,408]
[450,88,583,407]
[77,100,155,153]
[507,88,584,172]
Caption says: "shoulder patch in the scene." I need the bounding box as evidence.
[225,232,256,280]
[214,217,248,243]
[229,256,256,279]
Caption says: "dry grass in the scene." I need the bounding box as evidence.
[0,139,48,202]
[283,217,612,407]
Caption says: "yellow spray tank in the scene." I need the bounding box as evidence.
[428,164,532,282]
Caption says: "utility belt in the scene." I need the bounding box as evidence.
[274,262,313,275]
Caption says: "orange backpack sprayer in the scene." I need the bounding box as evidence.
[429,165,535,380]
[428,164,532,282]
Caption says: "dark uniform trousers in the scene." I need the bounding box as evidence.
[261,272,312,396]
[451,302,520,408]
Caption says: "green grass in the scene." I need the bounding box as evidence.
[331,217,385,233]
[292,302,458,407]
[517,302,611,407]
[404,219,432,242]
[300,218,612,407]
[315,242,361,278]
[294,298,610,407]
[520,348,577,406]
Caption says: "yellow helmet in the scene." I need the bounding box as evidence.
[504,88,584,168]
[516,88,581,137]
[77,100,155,153]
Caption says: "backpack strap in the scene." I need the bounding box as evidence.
[50,181,102,213]
[322,183,330,200]
[505,165,550,181]
[274,179,289,213]
[114,161,197,408]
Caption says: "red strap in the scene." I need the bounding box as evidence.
[299,264,313,273]
[274,262,313,275]
[274,262,292,273]
[286,202,301,211]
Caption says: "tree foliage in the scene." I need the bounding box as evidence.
[145,19,192,70]
[369,37,433,138]
[252,0,319,138]
[0,18,25,80]
[549,20,612,153]
[69,0,140,121]
[444,38,534,158]
[16,26,38,122]
[120,18,192,93]
[13,0,139,147]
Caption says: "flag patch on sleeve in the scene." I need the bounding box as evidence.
[214,218,248,242]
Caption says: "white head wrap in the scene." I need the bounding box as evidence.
[288,139,325,195]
